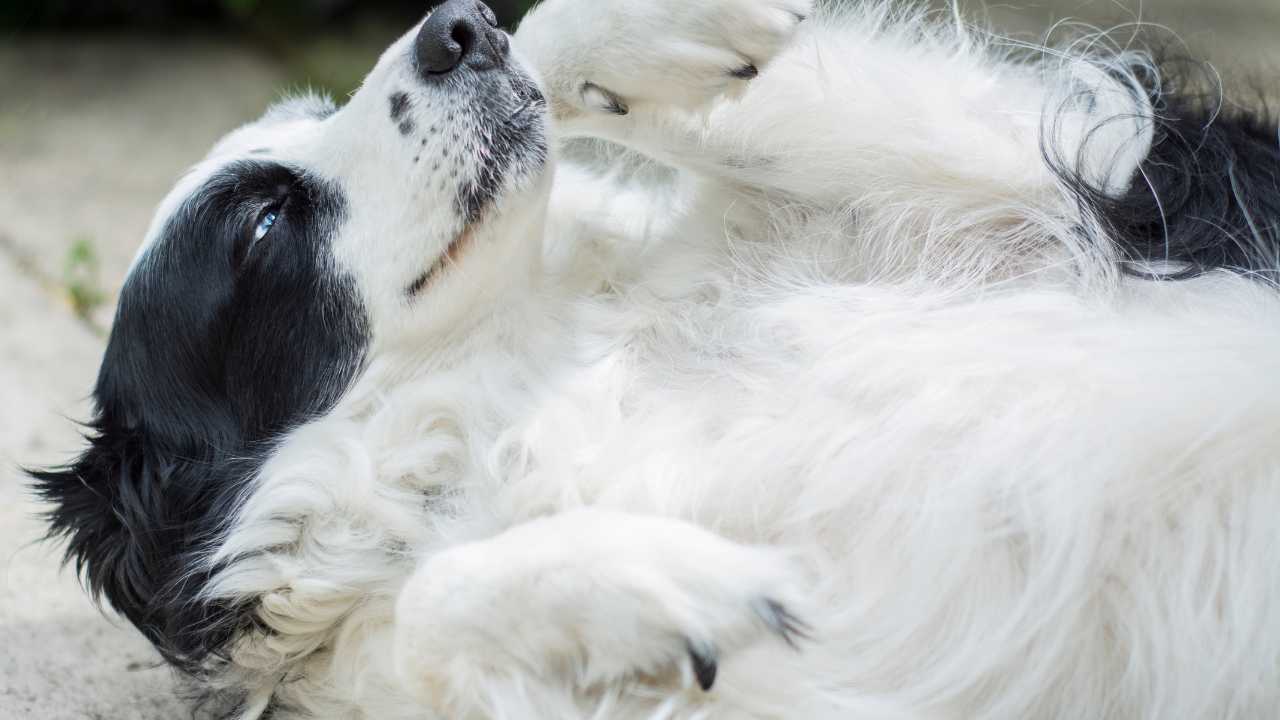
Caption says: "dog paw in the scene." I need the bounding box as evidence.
[591,0,812,113]
[683,597,812,691]
[393,511,811,709]
[518,0,812,117]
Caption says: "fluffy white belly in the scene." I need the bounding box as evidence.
[436,271,1280,718]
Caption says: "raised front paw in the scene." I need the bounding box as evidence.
[516,0,812,117]
[393,510,810,711]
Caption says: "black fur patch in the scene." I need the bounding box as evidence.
[392,91,416,136]
[389,91,410,123]
[29,160,369,675]
[1051,61,1280,281]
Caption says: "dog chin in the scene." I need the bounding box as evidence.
[465,70,551,224]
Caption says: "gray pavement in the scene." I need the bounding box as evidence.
[0,256,186,719]
[0,3,1276,718]
[0,37,284,720]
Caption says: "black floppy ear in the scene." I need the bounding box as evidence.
[29,427,171,644]
[29,423,257,672]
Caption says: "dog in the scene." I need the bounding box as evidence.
[31,0,1280,717]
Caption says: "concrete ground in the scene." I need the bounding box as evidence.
[0,39,287,720]
[1,2,1276,718]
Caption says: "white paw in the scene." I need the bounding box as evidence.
[393,511,809,709]
[518,0,812,116]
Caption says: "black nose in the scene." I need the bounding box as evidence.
[415,0,508,76]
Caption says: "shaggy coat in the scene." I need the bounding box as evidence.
[33,0,1280,718]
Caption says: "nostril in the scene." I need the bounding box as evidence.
[450,20,474,60]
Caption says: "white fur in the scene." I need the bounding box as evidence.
[152,1,1280,718]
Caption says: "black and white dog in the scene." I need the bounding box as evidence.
[32,0,1280,717]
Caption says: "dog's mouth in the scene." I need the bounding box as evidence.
[404,74,545,301]
[506,79,545,123]
[507,97,542,122]
[405,228,476,299]
[443,76,546,245]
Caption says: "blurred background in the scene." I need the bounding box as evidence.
[0,1,1276,718]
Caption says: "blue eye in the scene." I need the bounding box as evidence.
[254,209,279,243]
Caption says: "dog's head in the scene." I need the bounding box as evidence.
[31,0,549,669]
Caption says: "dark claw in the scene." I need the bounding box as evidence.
[687,640,719,691]
[757,598,814,650]
[729,64,760,80]
[580,82,630,116]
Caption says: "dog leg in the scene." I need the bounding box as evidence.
[517,1,1146,214]
[393,509,808,713]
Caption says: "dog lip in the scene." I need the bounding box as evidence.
[507,96,545,122]
[442,229,474,266]
[406,228,476,298]
[506,76,546,122]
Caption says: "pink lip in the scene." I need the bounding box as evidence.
[412,227,476,296]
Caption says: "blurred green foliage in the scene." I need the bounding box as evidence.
[62,236,106,329]
[1,0,537,30]
[1,0,540,100]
